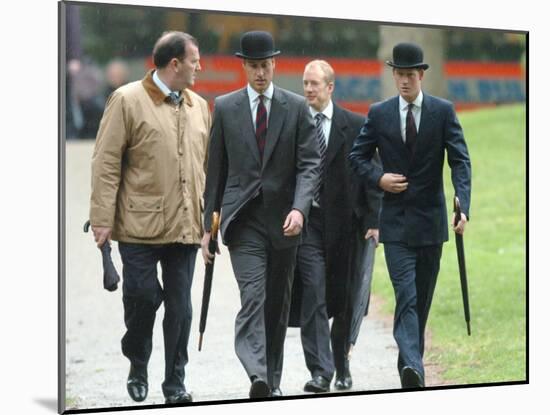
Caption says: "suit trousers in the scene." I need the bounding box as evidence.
[331,229,376,377]
[296,207,335,381]
[383,242,442,380]
[118,242,197,397]
[227,196,297,389]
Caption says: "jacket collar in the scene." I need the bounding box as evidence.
[141,69,194,107]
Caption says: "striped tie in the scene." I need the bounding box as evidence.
[255,95,267,160]
[314,113,327,205]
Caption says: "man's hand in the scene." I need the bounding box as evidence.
[378,173,408,193]
[283,209,304,236]
[452,212,468,235]
[201,231,220,264]
[91,226,112,248]
[365,228,379,247]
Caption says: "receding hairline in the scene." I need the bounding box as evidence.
[304,60,335,84]
[153,31,197,54]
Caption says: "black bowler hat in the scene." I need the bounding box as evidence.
[386,42,429,70]
[235,31,281,60]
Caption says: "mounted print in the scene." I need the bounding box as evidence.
[58,0,527,413]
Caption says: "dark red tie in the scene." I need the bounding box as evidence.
[255,95,267,159]
[406,103,417,158]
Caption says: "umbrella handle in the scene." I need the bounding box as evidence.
[453,196,462,227]
[211,212,220,241]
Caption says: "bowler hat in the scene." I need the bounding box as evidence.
[235,31,281,60]
[386,42,429,70]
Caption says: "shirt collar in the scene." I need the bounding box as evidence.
[309,100,334,120]
[247,82,274,102]
[153,70,178,97]
[400,90,423,111]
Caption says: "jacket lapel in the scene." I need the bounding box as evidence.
[410,93,436,167]
[385,96,410,169]
[326,105,346,168]
[416,94,436,145]
[234,88,262,166]
[262,86,287,170]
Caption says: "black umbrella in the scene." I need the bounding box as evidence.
[347,236,377,351]
[83,220,120,292]
[453,197,471,335]
[198,212,220,351]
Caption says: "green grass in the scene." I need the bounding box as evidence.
[371,104,526,385]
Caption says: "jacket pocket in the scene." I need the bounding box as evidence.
[222,189,238,205]
[125,195,165,239]
[222,176,240,205]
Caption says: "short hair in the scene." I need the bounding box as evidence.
[304,60,335,85]
[392,67,424,74]
[152,31,198,69]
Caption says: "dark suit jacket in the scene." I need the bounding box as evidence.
[322,105,382,317]
[348,93,471,247]
[204,85,320,249]
[289,104,382,323]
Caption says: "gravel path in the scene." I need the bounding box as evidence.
[64,140,403,411]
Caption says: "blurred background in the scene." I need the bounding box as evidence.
[63,1,526,139]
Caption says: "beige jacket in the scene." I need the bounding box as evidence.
[90,70,211,244]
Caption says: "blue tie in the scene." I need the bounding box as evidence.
[169,91,182,105]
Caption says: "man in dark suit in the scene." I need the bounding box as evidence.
[349,43,471,388]
[290,60,382,393]
[202,31,320,399]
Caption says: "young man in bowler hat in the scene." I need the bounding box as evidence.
[349,43,471,388]
[202,31,320,398]
[90,32,211,404]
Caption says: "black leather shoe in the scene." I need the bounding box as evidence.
[127,366,148,402]
[304,375,331,393]
[270,387,282,397]
[165,390,193,404]
[334,373,352,390]
[249,378,270,399]
[401,366,425,389]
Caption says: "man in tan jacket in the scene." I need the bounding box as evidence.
[90,31,211,405]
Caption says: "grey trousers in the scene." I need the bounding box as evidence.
[296,207,335,381]
[227,197,298,389]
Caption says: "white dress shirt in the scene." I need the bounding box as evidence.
[152,70,179,98]
[399,91,423,143]
[309,100,334,147]
[247,83,274,132]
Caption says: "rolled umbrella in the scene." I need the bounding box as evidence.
[198,212,220,351]
[453,197,471,336]
[83,220,120,292]
[348,236,376,348]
